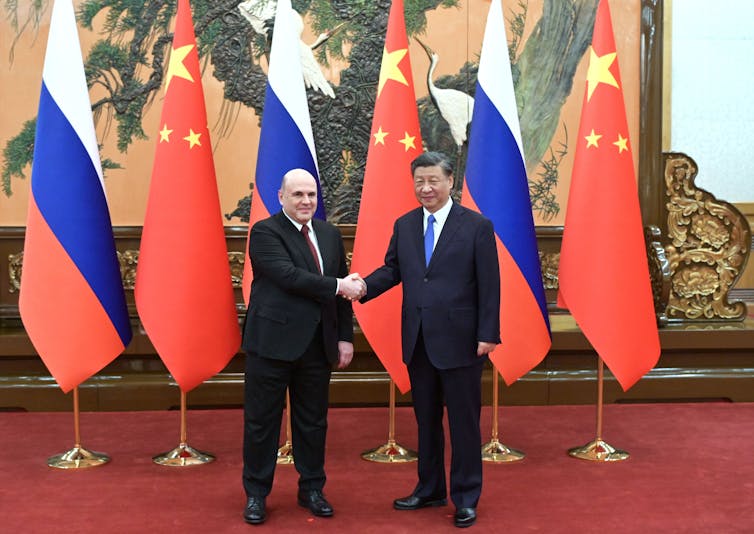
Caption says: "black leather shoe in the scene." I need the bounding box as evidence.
[243,496,266,525]
[393,494,448,510]
[454,507,477,528]
[297,489,334,517]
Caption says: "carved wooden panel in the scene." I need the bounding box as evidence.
[645,225,670,325]
[7,251,22,293]
[663,152,751,321]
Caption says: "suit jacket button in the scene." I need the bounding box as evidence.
[423,277,428,282]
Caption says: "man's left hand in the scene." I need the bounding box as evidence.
[477,341,497,356]
[337,341,354,369]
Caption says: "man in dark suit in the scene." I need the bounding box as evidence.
[241,168,364,525]
[360,151,500,528]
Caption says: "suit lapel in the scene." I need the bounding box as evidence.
[410,208,426,269]
[275,211,320,274]
[312,219,333,275]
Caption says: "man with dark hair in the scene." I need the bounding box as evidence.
[359,151,501,528]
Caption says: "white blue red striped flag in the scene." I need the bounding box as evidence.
[241,0,325,303]
[462,0,551,384]
[19,0,132,393]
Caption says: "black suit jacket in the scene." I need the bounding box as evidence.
[362,202,500,369]
[241,211,353,364]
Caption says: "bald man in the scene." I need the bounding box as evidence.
[241,169,363,525]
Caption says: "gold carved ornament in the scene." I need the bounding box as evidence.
[663,152,751,321]
[8,250,245,292]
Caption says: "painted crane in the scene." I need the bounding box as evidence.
[238,0,340,98]
[415,36,474,168]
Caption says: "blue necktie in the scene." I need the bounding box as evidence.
[424,214,435,267]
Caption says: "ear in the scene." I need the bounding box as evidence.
[278,190,283,205]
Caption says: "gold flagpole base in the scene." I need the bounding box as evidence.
[481,438,525,463]
[361,439,417,463]
[47,446,110,469]
[568,439,629,462]
[152,442,215,467]
[277,440,294,464]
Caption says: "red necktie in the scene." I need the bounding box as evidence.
[301,224,322,274]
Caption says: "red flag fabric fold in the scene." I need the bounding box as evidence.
[351,0,422,393]
[558,0,660,391]
[135,0,240,393]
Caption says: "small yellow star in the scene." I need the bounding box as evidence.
[398,131,416,152]
[165,44,195,93]
[378,47,408,97]
[159,124,173,143]
[585,46,619,101]
[373,126,389,146]
[183,128,202,149]
[613,133,629,153]
[584,129,602,148]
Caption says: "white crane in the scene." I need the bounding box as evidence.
[415,37,474,158]
[238,0,339,98]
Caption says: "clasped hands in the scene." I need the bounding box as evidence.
[337,273,366,301]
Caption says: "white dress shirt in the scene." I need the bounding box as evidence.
[423,197,453,253]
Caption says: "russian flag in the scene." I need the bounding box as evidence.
[19,0,132,393]
[462,0,551,385]
[241,0,324,303]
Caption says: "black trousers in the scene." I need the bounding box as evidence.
[242,332,332,497]
[408,333,484,509]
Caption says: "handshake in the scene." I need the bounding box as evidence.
[337,273,366,301]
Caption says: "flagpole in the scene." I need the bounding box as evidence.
[482,368,524,463]
[277,389,294,464]
[568,357,629,461]
[361,380,417,463]
[153,391,215,466]
[48,387,110,469]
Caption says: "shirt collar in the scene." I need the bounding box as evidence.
[282,209,310,233]
[423,197,453,226]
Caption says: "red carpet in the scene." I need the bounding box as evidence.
[1,403,753,533]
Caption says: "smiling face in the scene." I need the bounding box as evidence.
[413,164,453,213]
[279,169,318,224]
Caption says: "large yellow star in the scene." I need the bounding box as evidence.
[159,124,173,143]
[377,47,408,97]
[183,128,202,149]
[165,44,195,93]
[585,46,619,101]
[398,131,416,152]
[584,129,602,148]
[373,126,388,146]
[613,133,629,153]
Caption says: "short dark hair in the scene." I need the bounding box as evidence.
[411,151,453,177]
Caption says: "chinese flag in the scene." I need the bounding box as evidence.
[135,0,240,393]
[558,0,659,391]
[351,0,421,393]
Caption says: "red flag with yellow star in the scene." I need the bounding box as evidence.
[351,0,421,393]
[557,0,659,391]
[135,0,240,392]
